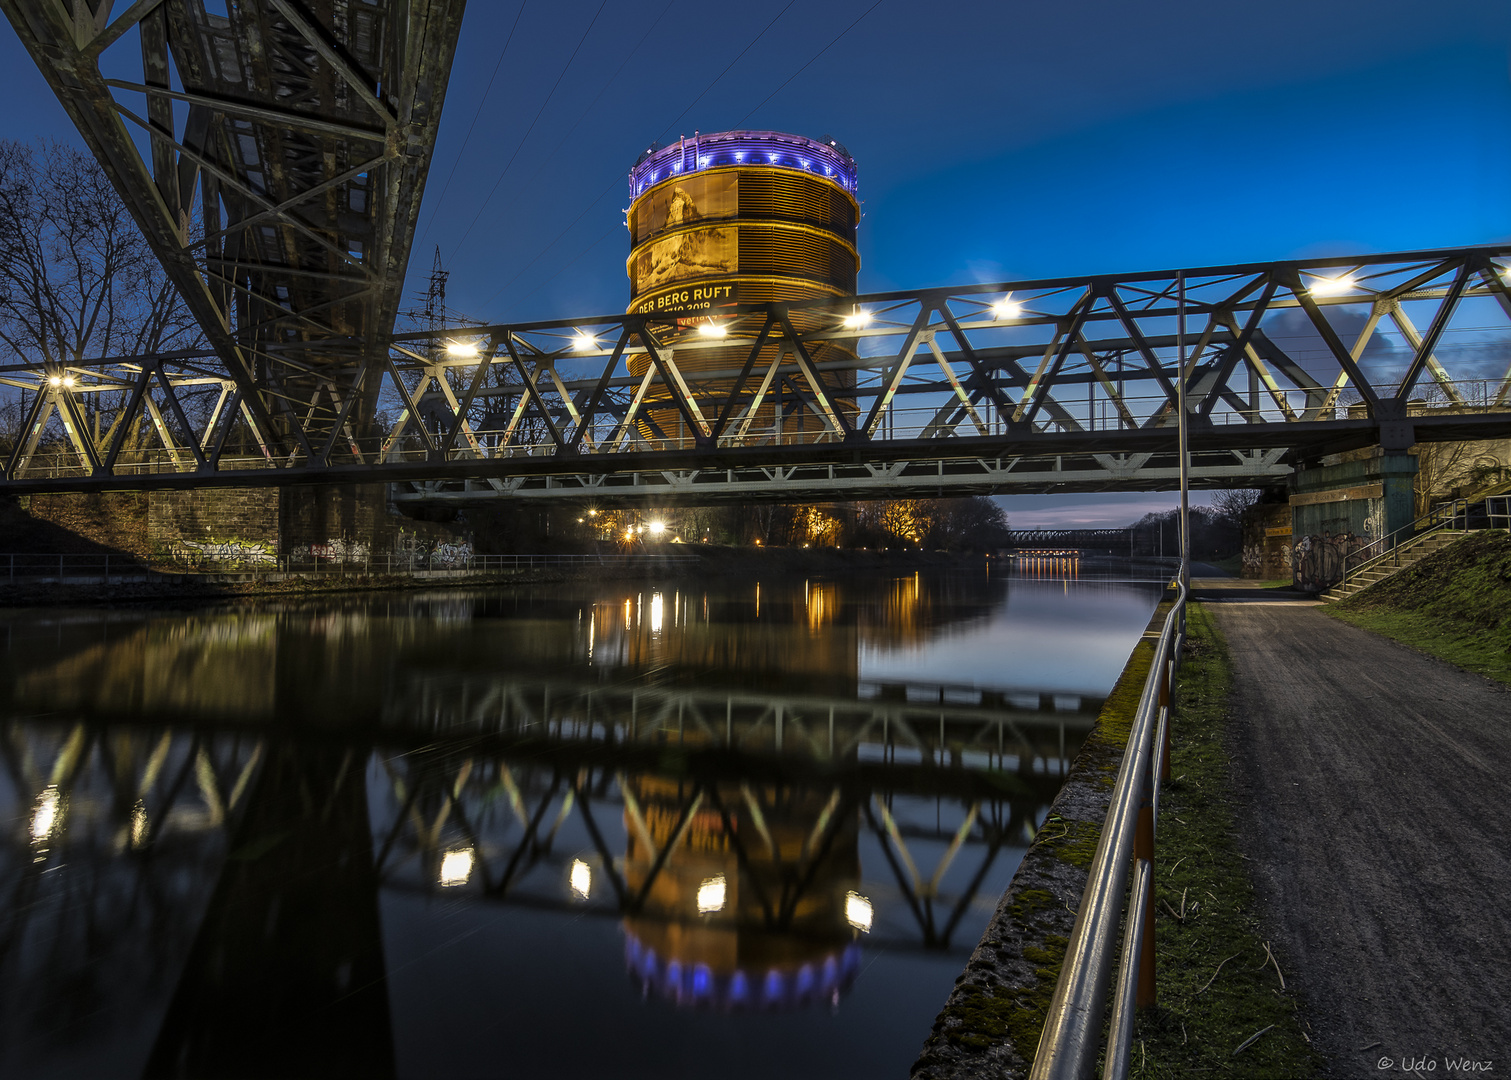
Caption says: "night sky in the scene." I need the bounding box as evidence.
[3,1,1509,526]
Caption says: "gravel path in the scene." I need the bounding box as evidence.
[1207,596,1511,1077]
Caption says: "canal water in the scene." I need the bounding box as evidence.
[0,563,1165,1079]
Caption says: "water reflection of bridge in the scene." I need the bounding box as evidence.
[392,673,1097,770]
[0,681,1089,1074]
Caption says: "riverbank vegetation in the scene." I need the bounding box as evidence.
[1326,530,1511,686]
[1130,602,1322,1078]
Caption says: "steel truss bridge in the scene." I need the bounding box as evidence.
[6,246,1511,504]
[3,6,1511,505]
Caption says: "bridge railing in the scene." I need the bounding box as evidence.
[1031,577,1186,1080]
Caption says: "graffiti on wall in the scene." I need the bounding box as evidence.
[392,530,476,569]
[1290,531,1373,593]
[307,538,370,562]
[167,537,277,568]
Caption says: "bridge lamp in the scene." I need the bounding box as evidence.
[697,874,727,914]
[573,331,598,351]
[698,321,727,338]
[647,520,666,535]
[445,340,478,359]
[992,296,1023,321]
[63,375,75,388]
[569,858,592,899]
[47,376,62,388]
[845,890,873,932]
[1308,274,1356,297]
[439,847,473,887]
[842,308,871,330]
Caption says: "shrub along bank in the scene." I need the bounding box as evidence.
[1326,530,1511,686]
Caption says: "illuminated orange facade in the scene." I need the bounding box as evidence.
[624,131,860,444]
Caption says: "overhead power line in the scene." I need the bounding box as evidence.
[450,0,610,263]
[737,0,887,126]
[418,0,529,247]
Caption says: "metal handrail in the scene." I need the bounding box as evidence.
[1031,577,1186,1080]
[1334,499,1467,593]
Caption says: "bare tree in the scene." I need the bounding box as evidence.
[0,139,206,455]
[1211,488,1260,525]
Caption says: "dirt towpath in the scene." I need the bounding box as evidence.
[1205,594,1510,1076]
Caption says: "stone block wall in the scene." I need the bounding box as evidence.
[149,489,281,561]
[13,484,472,566]
[1240,502,1292,579]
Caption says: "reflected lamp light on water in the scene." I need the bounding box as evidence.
[650,592,664,633]
[130,800,149,849]
[445,340,478,359]
[1308,274,1356,297]
[439,848,474,887]
[30,786,60,843]
[845,890,873,932]
[697,874,727,914]
[569,858,592,899]
[992,295,1022,321]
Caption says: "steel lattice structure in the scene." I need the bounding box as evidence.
[5,240,1511,500]
[0,0,466,469]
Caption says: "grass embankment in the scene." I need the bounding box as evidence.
[1129,603,1322,1078]
[1326,530,1511,686]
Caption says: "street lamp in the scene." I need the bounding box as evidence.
[1308,274,1356,297]
[445,340,478,358]
[992,295,1022,320]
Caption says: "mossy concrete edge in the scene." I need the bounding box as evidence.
[910,588,1175,1079]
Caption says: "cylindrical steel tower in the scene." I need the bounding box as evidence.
[624,131,860,445]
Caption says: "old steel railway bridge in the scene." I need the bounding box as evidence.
[4,3,1511,508]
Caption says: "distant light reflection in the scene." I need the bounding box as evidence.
[130,800,148,848]
[439,847,473,887]
[570,858,592,899]
[845,890,873,932]
[650,593,664,634]
[697,874,726,913]
[30,786,59,844]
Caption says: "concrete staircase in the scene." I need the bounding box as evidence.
[1322,529,1463,602]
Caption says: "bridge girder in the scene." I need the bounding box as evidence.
[0,0,466,460]
[5,245,1511,501]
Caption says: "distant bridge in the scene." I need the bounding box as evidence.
[999,530,1135,552]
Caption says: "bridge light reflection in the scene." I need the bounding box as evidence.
[845,890,873,932]
[130,800,148,849]
[569,858,592,899]
[439,847,473,887]
[697,874,726,914]
[30,786,60,844]
[650,593,664,634]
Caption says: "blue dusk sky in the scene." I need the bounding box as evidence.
[3,2,1509,525]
